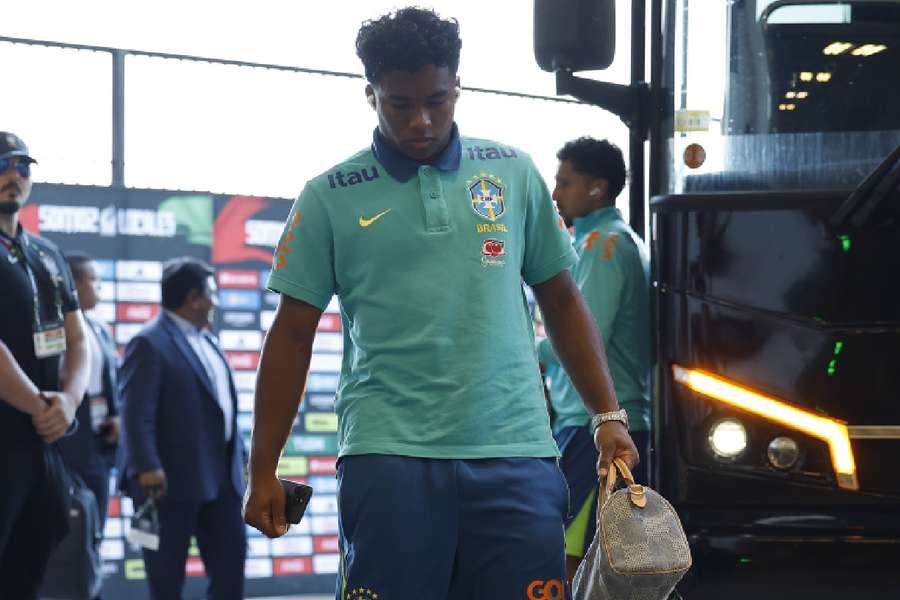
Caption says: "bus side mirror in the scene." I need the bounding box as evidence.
[534,0,616,72]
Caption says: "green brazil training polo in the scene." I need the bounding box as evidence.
[537,206,651,434]
[268,126,577,459]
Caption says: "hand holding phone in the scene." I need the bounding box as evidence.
[280,479,313,524]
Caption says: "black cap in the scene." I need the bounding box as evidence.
[0,132,36,163]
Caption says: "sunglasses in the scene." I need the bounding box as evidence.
[0,158,31,178]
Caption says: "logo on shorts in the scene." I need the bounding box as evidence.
[467,174,506,222]
[346,588,380,600]
[481,238,506,268]
[526,579,565,600]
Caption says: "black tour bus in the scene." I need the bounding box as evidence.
[535,0,900,597]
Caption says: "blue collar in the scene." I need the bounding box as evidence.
[372,124,462,182]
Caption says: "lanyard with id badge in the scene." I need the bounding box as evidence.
[6,234,68,359]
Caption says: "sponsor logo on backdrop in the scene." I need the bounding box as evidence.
[33,205,179,237]
[317,313,341,332]
[304,394,336,412]
[219,330,263,351]
[309,515,340,536]
[244,558,274,579]
[213,196,277,264]
[271,536,313,557]
[222,311,258,328]
[116,261,163,282]
[314,536,340,554]
[219,289,261,311]
[233,370,258,392]
[310,495,339,515]
[218,270,260,288]
[94,260,115,279]
[309,354,342,373]
[248,538,271,558]
[307,373,339,393]
[237,414,255,432]
[313,554,340,575]
[277,456,309,477]
[116,282,161,303]
[309,476,338,494]
[305,413,338,433]
[263,291,280,308]
[290,434,335,453]
[225,352,260,370]
[312,332,343,353]
[260,310,276,331]
[273,557,313,576]
[100,539,125,561]
[309,456,337,475]
[117,303,160,323]
[238,392,255,412]
[246,219,284,248]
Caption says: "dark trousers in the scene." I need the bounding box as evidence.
[0,444,71,599]
[79,469,111,532]
[142,484,247,600]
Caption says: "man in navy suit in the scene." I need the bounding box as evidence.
[119,257,246,600]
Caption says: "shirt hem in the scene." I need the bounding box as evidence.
[338,441,561,459]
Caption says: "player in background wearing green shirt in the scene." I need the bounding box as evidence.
[244,9,639,599]
[538,137,651,584]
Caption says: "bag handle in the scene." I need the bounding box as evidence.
[596,458,647,524]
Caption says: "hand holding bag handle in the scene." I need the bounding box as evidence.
[597,457,648,521]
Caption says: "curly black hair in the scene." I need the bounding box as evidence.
[356,7,462,83]
[557,137,628,202]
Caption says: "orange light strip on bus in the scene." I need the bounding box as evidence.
[672,365,859,491]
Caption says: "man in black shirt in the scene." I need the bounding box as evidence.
[0,131,90,598]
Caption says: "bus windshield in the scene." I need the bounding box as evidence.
[664,0,900,193]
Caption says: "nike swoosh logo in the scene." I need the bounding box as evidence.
[358,209,392,227]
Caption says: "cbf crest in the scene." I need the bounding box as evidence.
[467,174,506,222]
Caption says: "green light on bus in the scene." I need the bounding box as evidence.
[739,558,752,565]
[827,341,844,376]
[838,234,851,252]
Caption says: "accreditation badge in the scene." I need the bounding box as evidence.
[33,325,67,358]
[128,499,161,551]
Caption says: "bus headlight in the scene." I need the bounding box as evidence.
[767,436,800,470]
[709,419,748,459]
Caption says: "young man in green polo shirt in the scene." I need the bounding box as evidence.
[539,136,652,583]
[243,9,639,599]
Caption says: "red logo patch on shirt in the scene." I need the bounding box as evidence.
[481,238,506,257]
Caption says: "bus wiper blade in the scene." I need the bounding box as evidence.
[830,142,900,229]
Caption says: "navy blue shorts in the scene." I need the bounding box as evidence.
[335,455,569,600]
[555,426,651,557]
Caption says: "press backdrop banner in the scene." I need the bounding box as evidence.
[28,183,339,598]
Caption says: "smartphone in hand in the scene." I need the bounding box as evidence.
[280,479,313,524]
